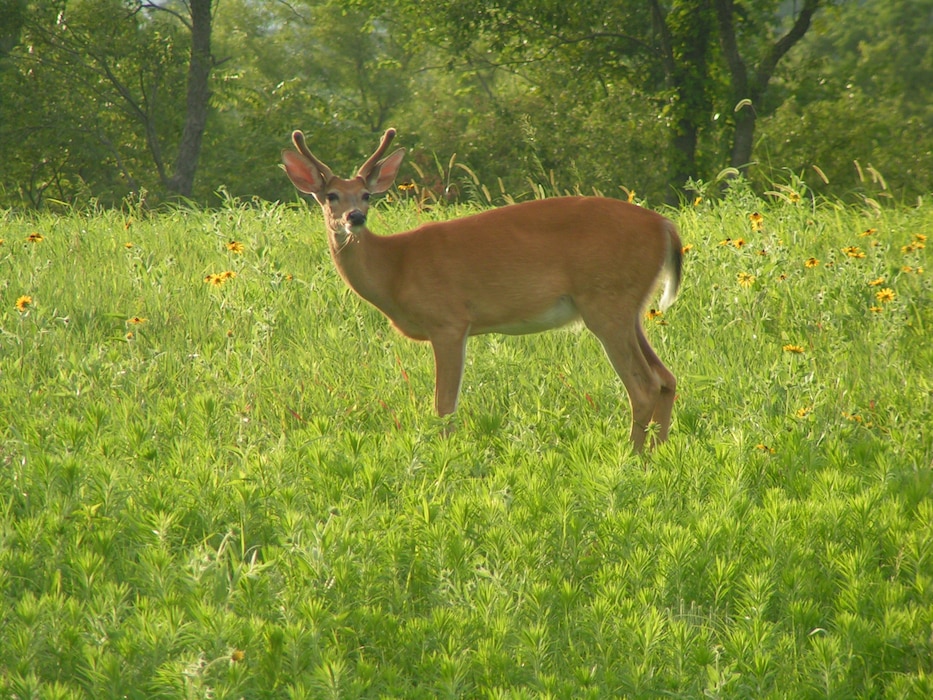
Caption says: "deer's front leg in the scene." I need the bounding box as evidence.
[430,330,469,416]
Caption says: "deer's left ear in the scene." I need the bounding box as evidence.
[367,149,406,194]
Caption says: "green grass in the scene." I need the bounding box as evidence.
[1,185,932,699]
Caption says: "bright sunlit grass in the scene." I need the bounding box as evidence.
[1,185,931,698]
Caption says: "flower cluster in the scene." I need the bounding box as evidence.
[205,271,237,286]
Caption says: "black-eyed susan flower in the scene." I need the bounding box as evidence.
[783,344,805,354]
[645,308,663,321]
[226,240,244,253]
[693,196,703,206]
[127,316,147,325]
[869,305,884,313]
[756,444,776,454]
[682,244,694,254]
[915,233,927,243]
[796,406,813,418]
[205,271,236,286]
[124,242,134,249]
[875,288,896,303]
[734,238,747,248]
[27,232,44,243]
[788,191,801,203]
[749,212,764,232]
[719,238,733,246]
[15,295,32,312]
[868,276,885,286]
[805,257,820,268]
[842,246,865,258]
[737,272,756,288]
[397,181,416,192]
[859,228,877,237]
[231,649,246,663]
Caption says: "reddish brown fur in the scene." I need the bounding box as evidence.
[283,130,681,450]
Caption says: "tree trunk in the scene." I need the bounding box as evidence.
[715,0,821,173]
[650,0,714,201]
[166,0,213,197]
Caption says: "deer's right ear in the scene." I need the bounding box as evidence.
[282,150,325,195]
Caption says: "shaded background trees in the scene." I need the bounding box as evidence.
[1,0,930,209]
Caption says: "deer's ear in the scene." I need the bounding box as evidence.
[282,150,325,195]
[367,148,406,194]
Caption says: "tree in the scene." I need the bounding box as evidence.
[758,0,933,200]
[0,0,215,206]
[384,0,825,199]
[714,0,821,173]
[148,0,216,197]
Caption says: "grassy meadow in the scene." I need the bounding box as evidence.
[1,183,932,698]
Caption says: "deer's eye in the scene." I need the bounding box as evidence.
[362,192,371,202]
[326,192,339,203]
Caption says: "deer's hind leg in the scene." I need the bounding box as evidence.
[636,323,676,444]
[578,301,664,451]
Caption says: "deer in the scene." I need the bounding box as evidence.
[282,128,682,451]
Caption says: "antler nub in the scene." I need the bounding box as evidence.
[292,130,334,182]
[357,128,397,179]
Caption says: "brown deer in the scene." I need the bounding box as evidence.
[282,129,682,450]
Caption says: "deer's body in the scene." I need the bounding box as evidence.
[283,129,682,450]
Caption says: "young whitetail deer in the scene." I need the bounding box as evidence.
[282,129,682,450]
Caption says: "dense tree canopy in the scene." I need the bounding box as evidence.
[0,0,929,208]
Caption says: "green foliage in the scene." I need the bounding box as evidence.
[757,0,933,201]
[1,190,931,696]
[1,0,928,209]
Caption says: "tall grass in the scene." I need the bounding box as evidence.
[1,182,931,698]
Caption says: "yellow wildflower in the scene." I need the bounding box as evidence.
[859,228,877,237]
[226,240,245,254]
[27,232,44,243]
[737,272,756,288]
[805,257,820,268]
[749,212,764,232]
[842,246,865,258]
[127,316,147,325]
[783,344,805,354]
[875,288,896,303]
[868,277,885,286]
[15,295,32,312]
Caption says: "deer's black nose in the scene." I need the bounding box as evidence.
[348,210,366,227]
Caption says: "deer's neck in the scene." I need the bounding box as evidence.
[327,226,399,314]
